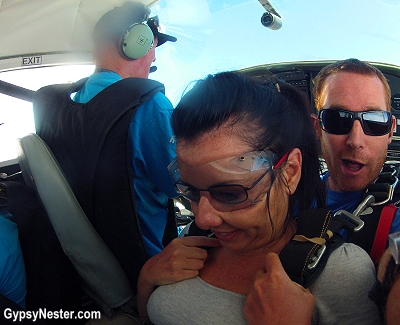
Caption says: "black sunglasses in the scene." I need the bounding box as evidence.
[318,108,393,136]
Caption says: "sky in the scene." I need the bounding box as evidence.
[150,0,400,104]
[1,0,400,162]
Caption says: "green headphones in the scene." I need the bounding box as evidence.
[120,22,154,60]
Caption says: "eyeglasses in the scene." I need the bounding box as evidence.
[317,108,393,136]
[168,151,289,206]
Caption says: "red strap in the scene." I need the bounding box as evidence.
[370,204,397,265]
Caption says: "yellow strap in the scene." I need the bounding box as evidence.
[326,230,334,239]
[293,235,326,245]
[293,230,333,245]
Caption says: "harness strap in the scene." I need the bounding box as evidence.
[366,169,397,205]
[186,208,346,288]
[370,204,397,265]
[279,209,344,288]
[346,163,400,259]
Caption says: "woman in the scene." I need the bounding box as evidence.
[138,71,380,325]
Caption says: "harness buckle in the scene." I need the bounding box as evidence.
[334,209,365,232]
[336,194,376,232]
[353,194,375,217]
[307,244,326,270]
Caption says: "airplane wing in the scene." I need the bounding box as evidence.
[258,0,281,18]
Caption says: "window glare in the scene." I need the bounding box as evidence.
[0,94,34,162]
[0,65,94,162]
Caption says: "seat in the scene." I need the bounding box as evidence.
[16,133,134,319]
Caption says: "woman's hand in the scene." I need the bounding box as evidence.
[137,236,221,323]
[244,252,314,325]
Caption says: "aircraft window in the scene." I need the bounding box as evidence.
[0,94,34,163]
[0,65,94,163]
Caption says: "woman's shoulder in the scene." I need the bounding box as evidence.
[309,243,381,325]
[324,242,375,277]
[309,242,377,297]
[309,242,376,294]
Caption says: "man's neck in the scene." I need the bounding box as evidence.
[94,68,118,74]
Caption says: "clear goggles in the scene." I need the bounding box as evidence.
[168,150,288,206]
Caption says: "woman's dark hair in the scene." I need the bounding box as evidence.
[172,71,325,212]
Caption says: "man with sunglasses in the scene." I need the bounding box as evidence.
[312,58,400,262]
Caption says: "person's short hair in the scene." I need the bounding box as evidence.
[313,58,391,111]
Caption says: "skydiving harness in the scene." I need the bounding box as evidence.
[346,162,400,265]
[186,163,400,288]
[280,162,400,288]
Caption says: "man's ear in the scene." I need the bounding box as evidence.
[311,113,322,139]
[284,148,302,195]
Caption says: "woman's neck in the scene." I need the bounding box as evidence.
[199,227,296,295]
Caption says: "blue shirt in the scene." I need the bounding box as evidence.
[74,71,177,257]
[0,209,26,308]
[323,172,400,239]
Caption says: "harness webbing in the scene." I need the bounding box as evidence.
[370,204,397,265]
[345,162,400,261]
[280,208,345,288]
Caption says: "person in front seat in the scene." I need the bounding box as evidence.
[72,1,178,258]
